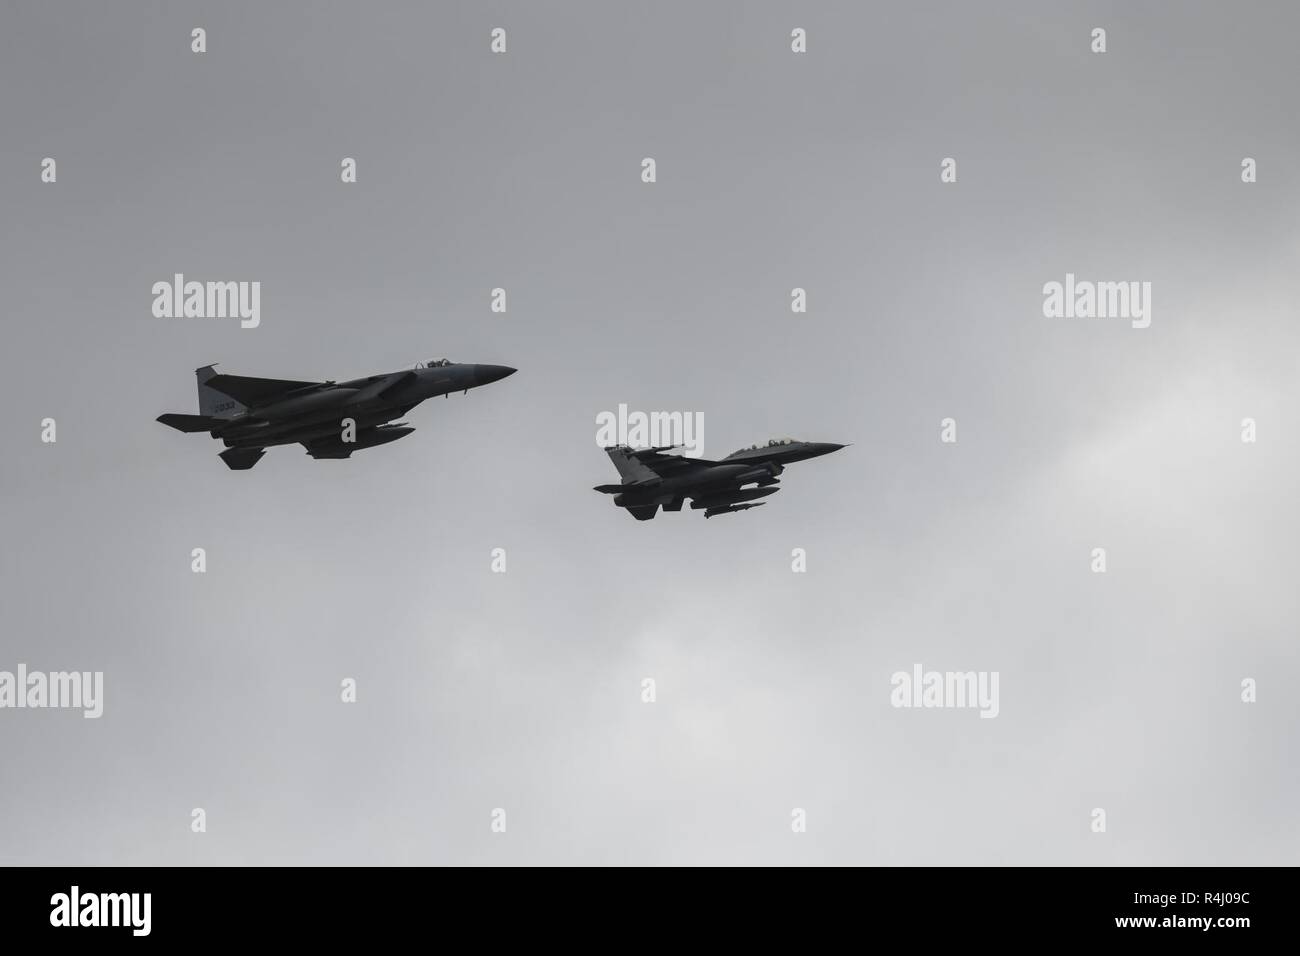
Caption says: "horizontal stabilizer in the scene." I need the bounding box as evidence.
[157,413,219,433]
[205,373,320,407]
[219,447,265,470]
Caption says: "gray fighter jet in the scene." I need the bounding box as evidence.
[157,359,516,469]
[594,438,846,519]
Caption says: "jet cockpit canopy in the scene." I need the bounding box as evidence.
[414,358,454,369]
[731,437,798,455]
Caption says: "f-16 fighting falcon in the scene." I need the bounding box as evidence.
[594,438,846,519]
[157,359,516,469]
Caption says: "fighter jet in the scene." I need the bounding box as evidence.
[157,359,516,469]
[593,438,846,519]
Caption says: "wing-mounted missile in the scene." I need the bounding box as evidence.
[689,486,779,510]
[704,502,766,518]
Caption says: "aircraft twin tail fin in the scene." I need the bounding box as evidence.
[196,365,248,419]
[604,446,660,485]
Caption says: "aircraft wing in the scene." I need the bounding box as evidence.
[204,373,323,407]
[625,448,717,473]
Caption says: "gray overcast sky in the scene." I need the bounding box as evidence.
[1,1,1297,865]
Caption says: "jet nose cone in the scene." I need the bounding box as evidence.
[474,364,517,386]
[811,442,847,456]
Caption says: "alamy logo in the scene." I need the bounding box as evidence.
[890,664,1000,718]
[152,273,261,328]
[1042,272,1151,329]
[595,403,704,457]
[0,664,103,718]
[50,886,150,936]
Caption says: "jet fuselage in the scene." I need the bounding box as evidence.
[158,361,516,469]
[596,439,846,519]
